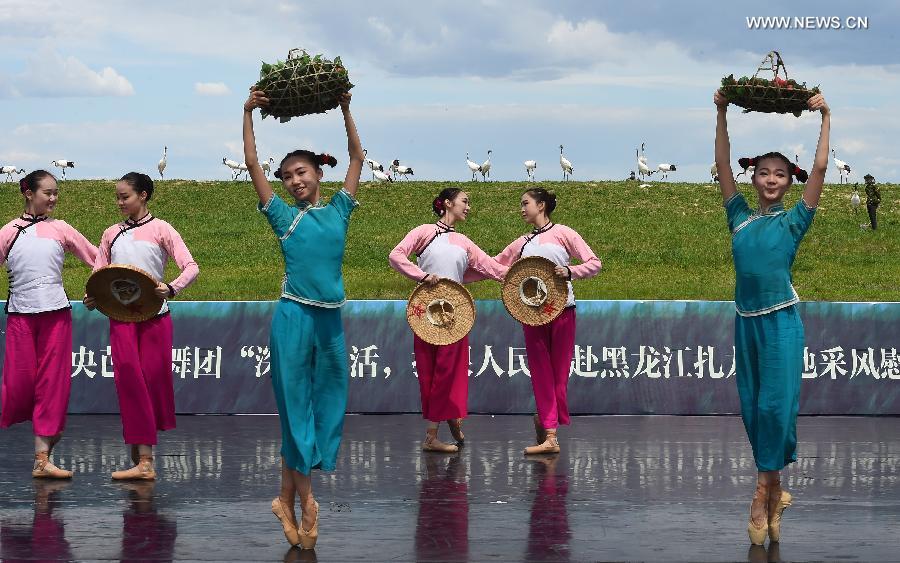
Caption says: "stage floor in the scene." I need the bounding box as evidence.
[1,414,898,562]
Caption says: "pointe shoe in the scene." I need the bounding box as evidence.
[767,487,792,542]
[32,452,73,479]
[533,414,547,445]
[272,497,301,546]
[298,500,319,550]
[447,418,465,446]
[111,455,156,481]
[747,482,769,546]
[422,428,458,453]
[524,430,560,455]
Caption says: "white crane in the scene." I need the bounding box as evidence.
[465,152,481,181]
[1,166,25,182]
[223,157,244,180]
[50,160,75,179]
[850,184,861,212]
[710,163,719,183]
[559,145,573,181]
[636,144,653,181]
[480,150,492,181]
[372,169,393,183]
[260,157,276,179]
[656,163,677,180]
[832,149,851,184]
[524,160,537,181]
[157,146,167,179]
[390,159,414,180]
[363,149,384,180]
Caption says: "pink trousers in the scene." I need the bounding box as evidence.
[522,307,576,430]
[109,314,175,445]
[413,334,469,422]
[1,309,72,436]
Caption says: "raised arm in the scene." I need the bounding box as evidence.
[801,94,831,208]
[243,87,274,204]
[713,90,738,203]
[340,93,364,198]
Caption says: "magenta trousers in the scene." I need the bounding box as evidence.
[523,307,576,430]
[1,309,73,436]
[413,334,469,422]
[109,314,175,445]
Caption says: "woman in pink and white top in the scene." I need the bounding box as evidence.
[495,188,601,455]
[390,188,508,452]
[1,170,98,479]
[84,172,199,480]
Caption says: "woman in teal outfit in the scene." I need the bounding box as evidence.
[243,87,363,550]
[714,89,830,546]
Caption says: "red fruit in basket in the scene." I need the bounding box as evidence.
[773,77,787,86]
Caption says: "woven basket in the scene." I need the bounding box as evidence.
[86,264,164,323]
[501,256,568,326]
[720,51,820,117]
[255,48,353,123]
[406,279,476,346]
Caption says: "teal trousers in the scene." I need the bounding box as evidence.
[270,299,348,475]
[734,305,804,472]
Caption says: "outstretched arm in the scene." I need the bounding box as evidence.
[713,90,737,203]
[340,93,364,198]
[802,94,831,208]
[243,87,274,204]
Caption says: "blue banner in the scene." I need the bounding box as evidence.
[1,300,898,415]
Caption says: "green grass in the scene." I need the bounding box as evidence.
[1,179,897,301]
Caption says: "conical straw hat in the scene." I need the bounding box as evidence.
[406,279,476,345]
[86,264,164,323]
[501,256,568,326]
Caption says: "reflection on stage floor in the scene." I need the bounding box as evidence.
[1,415,898,561]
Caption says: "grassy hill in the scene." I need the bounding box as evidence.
[1,179,896,301]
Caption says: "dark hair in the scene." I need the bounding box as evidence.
[19,170,56,194]
[274,150,338,180]
[432,188,462,216]
[739,152,808,183]
[523,187,558,215]
[119,172,155,201]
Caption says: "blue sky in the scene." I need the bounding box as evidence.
[0,0,896,183]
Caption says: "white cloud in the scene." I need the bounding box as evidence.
[15,48,134,98]
[195,82,231,96]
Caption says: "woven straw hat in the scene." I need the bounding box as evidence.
[86,264,163,323]
[502,256,568,326]
[406,279,475,345]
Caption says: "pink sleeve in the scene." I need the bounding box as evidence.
[61,222,99,268]
[462,237,508,283]
[160,223,199,294]
[494,237,523,266]
[0,225,16,266]
[93,227,115,272]
[388,225,431,282]
[560,226,601,280]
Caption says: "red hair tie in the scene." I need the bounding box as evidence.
[433,198,444,210]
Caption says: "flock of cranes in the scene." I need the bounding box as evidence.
[0,146,862,185]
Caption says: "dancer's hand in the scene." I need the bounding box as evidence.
[554,266,570,279]
[713,90,729,109]
[83,294,96,310]
[807,93,830,116]
[244,87,269,113]
[423,274,440,285]
[154,282,171,299]
[339,92,352,111]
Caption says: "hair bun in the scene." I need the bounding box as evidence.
[738,157,751,169]
[318,153,338,168]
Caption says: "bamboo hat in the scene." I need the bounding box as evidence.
[501,256,568,326]
[406,279,476,346]
[86,264,163,323]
